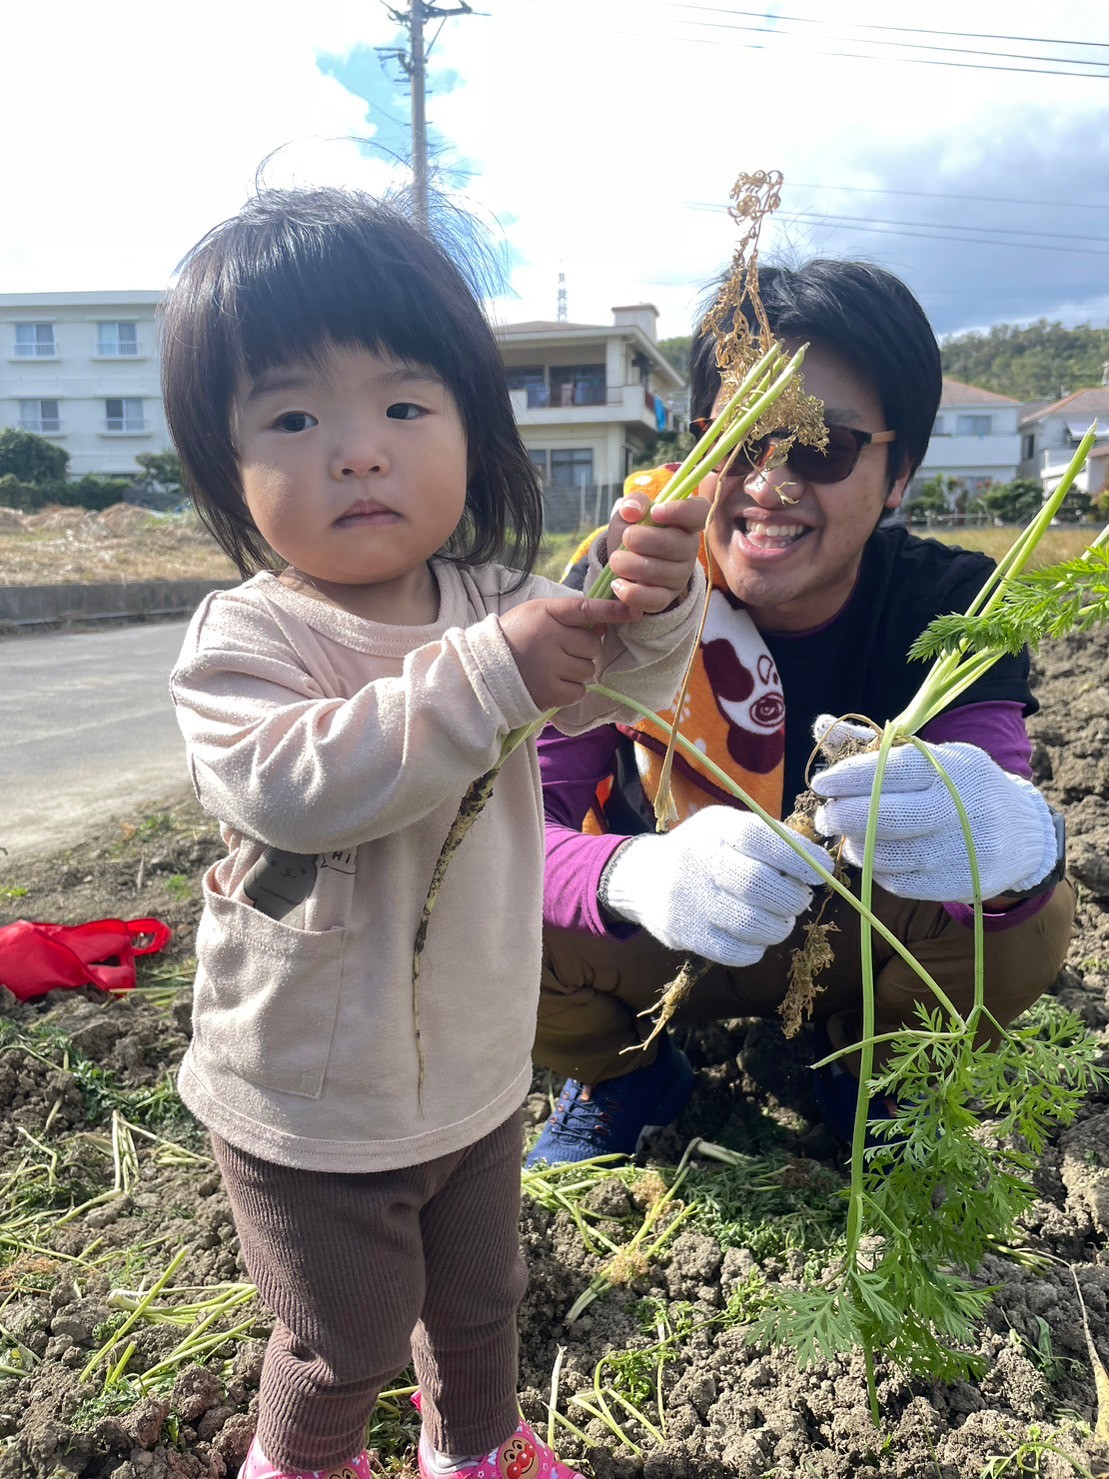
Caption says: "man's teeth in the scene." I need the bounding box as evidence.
[743,521,805,541]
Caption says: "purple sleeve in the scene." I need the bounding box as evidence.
[921,700,1052,930]
[540,724,637,937]
[919,699,1032,779]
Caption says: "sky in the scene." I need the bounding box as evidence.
[4,0,1109,344]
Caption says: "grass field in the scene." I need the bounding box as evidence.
[0,506,1097,588]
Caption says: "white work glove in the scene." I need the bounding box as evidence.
[808,715,1057,903]
[601,806,833,967]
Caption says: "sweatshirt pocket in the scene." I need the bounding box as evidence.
[193,877,348,1099]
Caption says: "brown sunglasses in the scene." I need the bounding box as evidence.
[689,421,897,485]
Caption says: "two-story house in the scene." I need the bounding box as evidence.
[1018,384,1109,501]
[495,304,686,530]
[912,378,1022,503]
[0,292,168,478]
[0,293,688,531]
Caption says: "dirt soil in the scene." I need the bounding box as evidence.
[0,627,1107,1479]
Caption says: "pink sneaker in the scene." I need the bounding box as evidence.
[415,1411,584,1479]
[239,1435,376,1479]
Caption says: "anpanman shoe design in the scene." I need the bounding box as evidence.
[239,1436,376,1479]
[417,1417,583,1479]
[412,1393,584,1479]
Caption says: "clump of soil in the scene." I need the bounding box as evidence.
[0,629,1107,1478]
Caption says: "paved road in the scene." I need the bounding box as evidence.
[0,621,193,865]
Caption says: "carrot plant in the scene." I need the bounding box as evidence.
[592,427,1109,1420]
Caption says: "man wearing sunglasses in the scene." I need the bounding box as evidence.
[527,258,1074,1168]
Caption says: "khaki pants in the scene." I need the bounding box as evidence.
[212,1112,526,1471]
[535,881,1076,1084]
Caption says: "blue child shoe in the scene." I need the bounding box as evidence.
[810,1029,903,1150]
[526,1032,694,1169]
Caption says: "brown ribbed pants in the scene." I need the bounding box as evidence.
[212,1111,526,1471]
[535,881,1076,1083]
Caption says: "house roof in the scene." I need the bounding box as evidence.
[497,319,610,334]
[939,377,1020,407]
[1019,386,1109,425]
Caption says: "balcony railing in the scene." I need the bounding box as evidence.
[96,340,141,356]
[13,342,57,358]
[104,417,147,433]
[19,418,61,434]
[525,382,620,409]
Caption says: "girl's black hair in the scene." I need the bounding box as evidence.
[689,259,942,487]
[160,185,542,580]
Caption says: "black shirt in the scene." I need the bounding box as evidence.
[765,523,1035,806]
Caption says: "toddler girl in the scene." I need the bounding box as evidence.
[163,187,707,1479]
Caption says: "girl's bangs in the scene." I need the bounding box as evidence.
[228,235,460,391]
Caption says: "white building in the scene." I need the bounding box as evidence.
[912,378,1022,500]
[1018,385,1109,499]
[0,293,686,529]
[0,291,167,478]
[497,305,686,529]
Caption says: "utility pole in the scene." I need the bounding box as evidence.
[381,2,474,229]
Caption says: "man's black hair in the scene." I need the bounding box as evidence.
[160,186,542,579]
[689,260,942,486]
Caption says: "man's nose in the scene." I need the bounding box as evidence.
[744,458,802,505]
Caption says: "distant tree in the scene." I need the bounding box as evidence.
[978,478,1044,525]
[657,336,692,379]
[940,320,1109,400]
[134,451,184,492]
[905,474,961,524]
[631,426,697,474]
[0,428,69,485]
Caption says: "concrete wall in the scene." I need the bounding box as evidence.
[0,578,237,629]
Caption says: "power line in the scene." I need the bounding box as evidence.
[769,210,1109,248]
[668,4,1109,53]
[613,15,1109,79]
[659,17,1109,77]
[777,215,1109,259]
[684,201,1109,257]
[785,181,1109,215]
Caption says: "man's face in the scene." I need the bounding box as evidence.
[701,340,908,633]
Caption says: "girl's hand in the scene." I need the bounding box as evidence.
[500,597,639,711]
[603,492,709,613]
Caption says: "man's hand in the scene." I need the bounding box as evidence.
[602,807,832,967]
[809,735,1058,903]
[499,597,639,711]
[603,491,709,614]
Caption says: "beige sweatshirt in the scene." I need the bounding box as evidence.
[170,557,703,1172]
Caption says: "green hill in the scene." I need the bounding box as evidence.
[940,320,1109,401]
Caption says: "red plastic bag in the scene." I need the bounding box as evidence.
[0,917,172,1001]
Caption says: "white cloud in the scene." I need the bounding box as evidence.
[3,0,1108,338]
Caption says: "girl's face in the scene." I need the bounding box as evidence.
[234,342,469,624]
[700,341,909,633]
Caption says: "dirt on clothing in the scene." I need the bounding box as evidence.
[0,627,1107,1479]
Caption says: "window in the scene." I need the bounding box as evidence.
[931,417,945,436]
[549,364,606,408]
[956,414,991,437]
[19,399,61,434]
[504,366,545,391]
[1022,434,1035,461]
[527,449,548,477]
[97,321,140,356]
[550,448,594,487]
[104,397,145,432]
[13,323,56,358]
